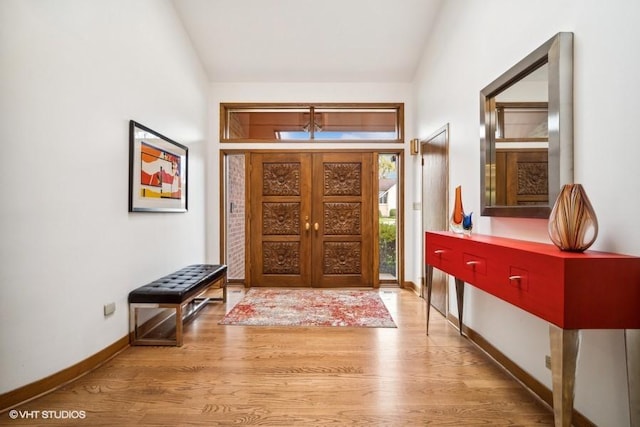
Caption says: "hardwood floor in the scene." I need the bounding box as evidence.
[4,287,554,426]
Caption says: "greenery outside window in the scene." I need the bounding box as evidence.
[221,103,403,142]
[378,153,398,281]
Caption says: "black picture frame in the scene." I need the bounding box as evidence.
[129,120,188,212]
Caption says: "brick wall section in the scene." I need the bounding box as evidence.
[226,154,245,280]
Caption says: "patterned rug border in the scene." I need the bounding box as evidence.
[219,288,397,328]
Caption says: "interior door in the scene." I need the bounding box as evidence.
[249,151,373,287]
[422,125,449,316]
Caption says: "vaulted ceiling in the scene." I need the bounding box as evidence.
[172,0,443,83]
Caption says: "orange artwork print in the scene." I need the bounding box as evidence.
[139,142,182,199]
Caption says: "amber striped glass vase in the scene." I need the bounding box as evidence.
[548,184,599,252]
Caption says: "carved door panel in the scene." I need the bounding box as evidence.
[249,153,312,287]
[495,149,548,206]
[249,152,373,287]
[311,152,373,287]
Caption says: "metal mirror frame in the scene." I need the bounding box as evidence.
[480,32,574,218]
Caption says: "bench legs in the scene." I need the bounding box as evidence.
[130,296,215,346]
[129,274,226,347]
[130,302,184,346]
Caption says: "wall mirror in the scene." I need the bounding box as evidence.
[480,32,574,218]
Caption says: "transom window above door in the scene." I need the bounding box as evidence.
[220,103,404,142]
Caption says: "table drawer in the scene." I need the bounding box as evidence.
[425,233,459,272]
[507,266,529,291]
[463,252,487,275]
[496,261,561,324]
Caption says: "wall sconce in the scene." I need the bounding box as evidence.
[410,138,420,155]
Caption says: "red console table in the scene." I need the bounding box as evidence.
[424,231,640,427]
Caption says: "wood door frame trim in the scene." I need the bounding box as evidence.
[219,149,404,288]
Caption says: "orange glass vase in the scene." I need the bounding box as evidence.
[548,184,598,252]
[450,185,472,235]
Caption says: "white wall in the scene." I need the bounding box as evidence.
[0,0,209,393]
[413,1,640,426]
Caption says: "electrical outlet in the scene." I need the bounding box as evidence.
[545,355,551,370]
[103,302,116,316]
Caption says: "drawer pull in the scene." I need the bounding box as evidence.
[466,260,480,266]
[508,275,522,281]
[434,250,445,255]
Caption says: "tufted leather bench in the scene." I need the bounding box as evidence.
[128,264,227,346]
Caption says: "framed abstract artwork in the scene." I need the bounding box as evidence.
[129,120,188,212]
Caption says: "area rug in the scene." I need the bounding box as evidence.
[219,288,396,328]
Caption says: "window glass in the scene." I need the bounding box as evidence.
[496,103,548,139]
[313,108,398,140]
[226,108,310,140]
[221,104,403,142]
[378,154,398,280]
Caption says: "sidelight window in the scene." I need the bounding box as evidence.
[378,153,398,281]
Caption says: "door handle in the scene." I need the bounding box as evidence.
[314,222,319,231]
[305,222,310,231]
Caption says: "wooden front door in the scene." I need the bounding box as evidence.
[249,152,374,288]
